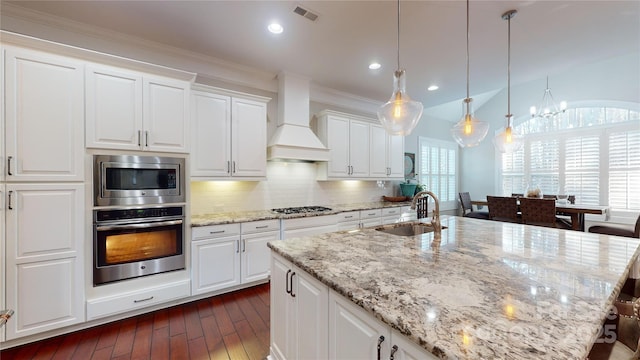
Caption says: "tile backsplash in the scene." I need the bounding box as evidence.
[190,162,399,214]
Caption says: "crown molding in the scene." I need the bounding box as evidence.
[1,3,382,113]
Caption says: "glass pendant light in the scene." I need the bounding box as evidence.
[377,0,424,136]
[493,9,523,154]
[451,0,489,148]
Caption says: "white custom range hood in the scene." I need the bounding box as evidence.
[267,72,330,162]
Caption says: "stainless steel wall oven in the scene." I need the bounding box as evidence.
[93,206,185,285]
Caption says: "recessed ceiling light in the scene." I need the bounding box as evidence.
[268,23,284,34]
[427,85,439,91]
[369,62,381,70]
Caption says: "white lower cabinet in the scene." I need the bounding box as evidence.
[281,214,338,239]
[329,290,436,360]
[337,209,382,231]
[192,220,278,296]
[4,183,84,340]
[270,253,328,360]
[270,252,434,360]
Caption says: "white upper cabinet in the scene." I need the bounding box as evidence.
[316,110,372,179]
[370,124,404,179]
[190,86,270,179]
[86,64,190,153]
[4,46,84,182]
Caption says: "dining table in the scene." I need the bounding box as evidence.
[471,198,609,232]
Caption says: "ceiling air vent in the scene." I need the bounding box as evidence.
[293,5,318,21]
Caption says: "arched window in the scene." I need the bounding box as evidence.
[499,102,640,212]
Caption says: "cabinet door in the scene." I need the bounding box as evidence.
[295,269,329,360]
[86,64,143,150]
[144,76,190,153]
[390,330,436,360]
[369,124,388,178]
[329,291,389,359]
[270,254,296,360]
[191,237,241,295]
[241,230,277,283]
[349,119,370,177]
[231,98,267,177]
[388,134,405,178]
[326,115,351,177]
[5,183,84,339]
[4,46,84,181]
[191,91,232,177]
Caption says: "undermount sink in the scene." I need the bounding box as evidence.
[375,222,447,236]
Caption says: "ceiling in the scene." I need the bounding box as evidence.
[2,1,639,117]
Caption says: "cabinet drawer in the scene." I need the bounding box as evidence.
[241,219,280,234]
[192,223,241,240]
[381,207,403,217]
[337,211,359,222]
[86,279,190,320]
[360,209,381,219]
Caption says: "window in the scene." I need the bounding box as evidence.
[499,104,640,211]
[418,137,458,211]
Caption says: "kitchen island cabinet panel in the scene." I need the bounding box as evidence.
[270,253,328,360]
[4,45,84,182]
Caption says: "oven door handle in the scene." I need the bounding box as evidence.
[96,219,183,231]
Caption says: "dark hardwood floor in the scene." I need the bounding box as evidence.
[0,283,270,360]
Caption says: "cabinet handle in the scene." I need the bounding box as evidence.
[232,161,236,174]
[145,131,149,147]
[7,156,12,176]
[344,215,354,219]
[137,130,142,146]
[8,191,13,210]
[133,296,154,303]
[242,239,246,252]
[255,225,269,229]
[285,269,292,294]
[377,335,385,360]
[290,272,296,298]
[235,239,240,253]
[209,230,225,234]
[227,161,231,174]
[390,345,398,360]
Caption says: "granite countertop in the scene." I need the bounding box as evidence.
[190,200,413,227]
[267,216,640,359]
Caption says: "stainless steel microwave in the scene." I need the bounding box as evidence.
[94,155,185,206]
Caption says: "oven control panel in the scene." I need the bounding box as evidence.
[95,206,183,222]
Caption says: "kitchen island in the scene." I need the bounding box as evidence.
[267,215,640,359]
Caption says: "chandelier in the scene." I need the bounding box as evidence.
[377,0,424,136]
[529,76,567,120]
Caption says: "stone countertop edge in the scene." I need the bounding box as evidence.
[267,216,640,360]
[190,201,413,227]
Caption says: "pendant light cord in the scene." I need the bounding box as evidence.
[507,11,512,124]
[465,0,470,102]
[397,0,400,70]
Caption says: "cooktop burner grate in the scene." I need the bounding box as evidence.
[271,206,333,214]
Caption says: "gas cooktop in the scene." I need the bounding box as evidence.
[271,206,333,214]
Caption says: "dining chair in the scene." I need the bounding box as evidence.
[519,197,571,229]
[487,196,519,223]
[587,297,640,360]
[588,215,640,239]
[458,192,490,220]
